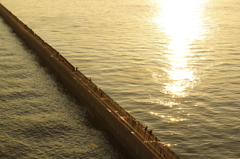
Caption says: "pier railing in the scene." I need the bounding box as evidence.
[0,3,181,159]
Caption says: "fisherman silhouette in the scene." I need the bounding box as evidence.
[145,126,148,131]
[149,130,152,135]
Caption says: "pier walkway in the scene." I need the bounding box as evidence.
[0,3,181,159]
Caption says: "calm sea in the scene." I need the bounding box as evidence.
[0,0,239,158]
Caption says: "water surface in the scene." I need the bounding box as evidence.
[1,0,240,158]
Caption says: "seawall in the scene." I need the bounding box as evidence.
[0,3,181,159]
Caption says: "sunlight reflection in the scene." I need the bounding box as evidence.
[149,112,187,122]
[152,0,207,97]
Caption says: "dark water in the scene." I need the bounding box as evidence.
[0,18,128,159]
[1,0,240,158]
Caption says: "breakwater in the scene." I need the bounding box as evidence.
[0,3,181,159]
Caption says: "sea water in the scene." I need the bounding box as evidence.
[0,0,239,158]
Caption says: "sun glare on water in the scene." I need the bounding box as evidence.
[152,0,208,98]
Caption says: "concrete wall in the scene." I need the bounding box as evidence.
[0,3,181,159]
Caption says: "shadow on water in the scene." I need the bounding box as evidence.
[8,25,130,158]
[38,61,131,159]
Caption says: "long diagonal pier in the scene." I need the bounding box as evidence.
[0,3,181,159]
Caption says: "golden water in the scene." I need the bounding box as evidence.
[1,0,240,158]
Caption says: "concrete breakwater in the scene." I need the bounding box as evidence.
[0,3,181,159]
